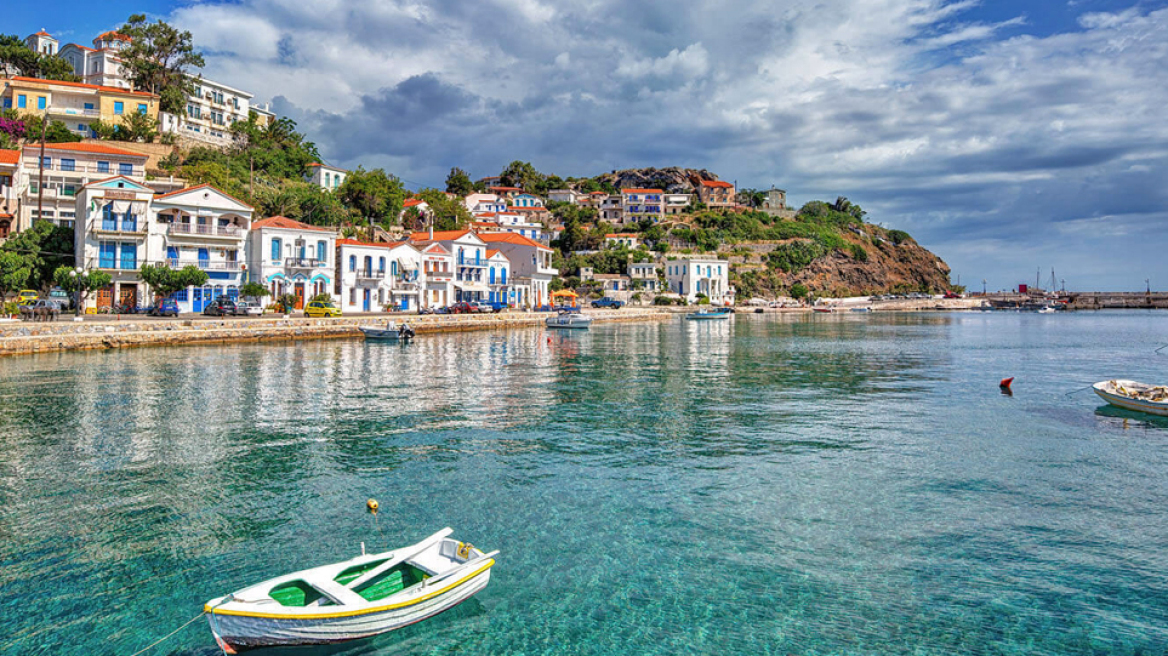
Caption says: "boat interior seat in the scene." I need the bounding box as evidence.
[304,576,368,606]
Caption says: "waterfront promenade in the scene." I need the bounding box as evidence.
[0,308,670,357]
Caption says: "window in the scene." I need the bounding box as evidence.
[137,104,147,115]
[42,157,51,169]
[349,255,356,272]
[17,95,27,109]
[271,238,281,262]
[37,96,46,110]
[84,102,95,111]
[364,256,372,273]
[120,243,136,270]
[102,204,117,231]
[167,246,179,265]
[349,289,356,304]
[379,257,386,273]
[198,248,209,267]
[324,173,330,187]
[99,242,116,268]
[173,288,188,302]
[119,163,132,176]
[97,161,109,173]
[63,185,76,197]
[317,241,326,263]
[114,101,124,115]
[60,159,75,172]
[391,260,397,276]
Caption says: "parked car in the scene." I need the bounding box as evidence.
[48,288,75,311]
[483,301,510,313]
[591,297,625,309]
[447,301,475,314]
[147,299,180,317]
[467,301,494,313]
[234,300,264,316]
[116,302,144,314]
[943,291,962,299]
[203,298,238,316]
[17,290,38,304]
[304,300,341,317]
[20,299,62,321]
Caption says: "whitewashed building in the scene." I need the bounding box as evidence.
[74,175,154,309]
[247,216,337,309]
[307,163,348,192]
[547,189,582,204]
[465,193,506,214]
[479,232,556,308]
[59,31,132,90]
[665,257,733,305]
[408,230,491,303]
[15,142,147,231]
[419,242,453,309]
[336,239,425,312]
[629,262,662,293]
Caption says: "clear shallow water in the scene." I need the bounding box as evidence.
[2,311,1168,655]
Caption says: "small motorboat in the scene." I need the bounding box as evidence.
[812,306,835,313]
[849,307,872,313]
[1037,306,1057,314]
[546,310,593,329]
[685,308,730,321]
[205,528,497,652]
[360,323,416,342]
[1092,380,1168,416]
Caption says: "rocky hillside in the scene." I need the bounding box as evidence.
[591,167,723,193]
[729,229,952,298]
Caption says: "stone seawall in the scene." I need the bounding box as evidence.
[0,309,671,358]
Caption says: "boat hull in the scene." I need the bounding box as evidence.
[360,327,407,341]
[209,568,491,651]
[685,314,728,321]
[546,317,592,329]
[1093,384,1168,417]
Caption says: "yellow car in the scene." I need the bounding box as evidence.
[17,290,38,304]
[304,300,341,317]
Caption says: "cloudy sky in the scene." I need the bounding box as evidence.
[13,0,1168,290]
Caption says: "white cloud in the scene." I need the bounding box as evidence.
[616,43,710,79]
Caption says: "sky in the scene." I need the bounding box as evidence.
[10,0,1168,291]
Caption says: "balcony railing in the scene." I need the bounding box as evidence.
[354,268,385,280]
[166,258,242,271]
[47,105,101,118]
[95,220,147,234]
[284,257,322,268]
[168,223,243,238]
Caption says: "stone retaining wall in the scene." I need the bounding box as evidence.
[0,310,671,357]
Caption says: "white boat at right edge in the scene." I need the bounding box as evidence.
[1093,380,1168,416]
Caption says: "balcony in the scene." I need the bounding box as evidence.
[167,223,243,239]
[355,268,385,280]
[96,259,138,271]
[284,257,322,268]
[167,259,242,272]
[94,220,147,236]
[47,105,100,118]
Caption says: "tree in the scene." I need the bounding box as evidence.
[337,167,406,228]
[118,15,205,114]
[498,160,545,192]
[445,167,473,196]
[0,251,33,300]
[53,266,112,311]
[739,188,766,208]
[139,263,208,300]
[0,34,79,81]
[239,282,270,300]
[0,220,74,290]
[416,188,472,231]
[25,118,82,143]
[790,283,809,300]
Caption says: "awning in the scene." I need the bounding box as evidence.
[453,282,490,293]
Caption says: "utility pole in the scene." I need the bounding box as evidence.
[983,279,987,295]
[35,114,48,228]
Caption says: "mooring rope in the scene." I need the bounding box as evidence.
[1156,344,1168,354]
[127,610,205,656]
[1065,385,1094,396]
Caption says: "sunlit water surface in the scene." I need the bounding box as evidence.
[2,311,1167,655]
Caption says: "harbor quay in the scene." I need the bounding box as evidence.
[0,308,671,357]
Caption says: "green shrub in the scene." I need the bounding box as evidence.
[887,229,913,245]
[849,243,868,261]
[790,283,809,299]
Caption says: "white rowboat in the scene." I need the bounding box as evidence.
[1092,380,1168,417]
[546,312,593,329]
[205,528,497,652]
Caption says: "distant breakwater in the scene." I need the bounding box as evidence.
[0,309,671,357]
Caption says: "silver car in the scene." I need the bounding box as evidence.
[234,301,264,316]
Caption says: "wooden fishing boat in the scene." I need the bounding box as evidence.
[546,311,593,329]
[1092,380,1168,416]
[205,528,497,652]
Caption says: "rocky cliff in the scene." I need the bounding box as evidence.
[591,167,722,193]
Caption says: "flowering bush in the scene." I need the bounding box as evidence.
[0,117,26,141]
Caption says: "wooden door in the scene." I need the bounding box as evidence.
[118,285,137,309]
[97,286,114,309]
[294,283,306,309]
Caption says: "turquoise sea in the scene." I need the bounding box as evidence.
[2,311,1168,655]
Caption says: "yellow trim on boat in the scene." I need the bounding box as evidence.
[204,559,495,620]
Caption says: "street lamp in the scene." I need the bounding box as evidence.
[1147,278,1151,294]
[982,279,987,295]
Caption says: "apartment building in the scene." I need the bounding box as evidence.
[664,193,692,215]
[160,77,255,146]
[307,163,348,191]
[15,142,148,231]
[0,149,18,239]
[620,188,664,224]
[665,257,734,305]
[59,31,133,89]
[696,180,735,208]
[478,232,556,308]
[2,76,159,138]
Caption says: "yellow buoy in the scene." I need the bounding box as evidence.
[366,498,379,514]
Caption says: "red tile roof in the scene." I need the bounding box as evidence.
[0,149,20,166]
[477,231,552,251]
[39,142,148,157]
[622,188,664,194]
[11,76,156,98]
[699,180,734,188]
[403,199,426,207]
[153,183,254,210]
[306,163,322,167]
[252,216,335,232]
[486,249,502,258]
[474,212,497,218]
[34,30,52,37]
[488,186,523,192]
[605,233,639,238]
[408,230,471,242]
[96,31,132,42]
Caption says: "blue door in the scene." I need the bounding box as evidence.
[192,287,204,312]
[401,296,409,311]
[363,289,371,312]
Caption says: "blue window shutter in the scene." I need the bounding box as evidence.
[271,238,280,261]
[317,241,326,263]
[349,255,356,272]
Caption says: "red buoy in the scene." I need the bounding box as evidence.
[999,377,1014,389]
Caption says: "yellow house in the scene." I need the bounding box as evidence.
[1,76,159,138]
